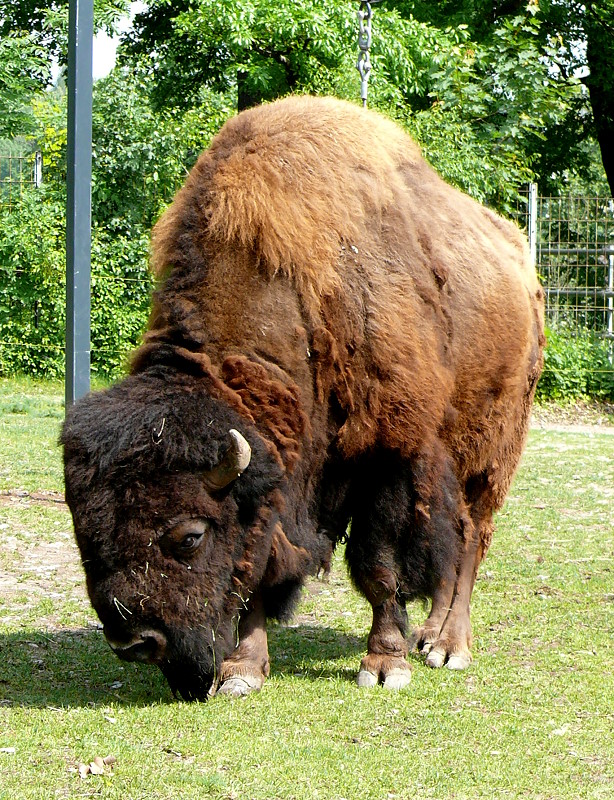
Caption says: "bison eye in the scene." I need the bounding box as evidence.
[162,519,208,560]
[179,532,204,552]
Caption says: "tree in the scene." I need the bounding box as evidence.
[0,0,130,67]
[89,67,235,229]
[379,1,613,196]
[0,34,50,138]
[0,0,130,138]
[121,0,359,110]
[118,0,593,208]
[405,0,613,195]
[583,1,614,195]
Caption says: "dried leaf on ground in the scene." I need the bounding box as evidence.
[77,754,117,778]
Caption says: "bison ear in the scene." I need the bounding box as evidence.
[203,429,252,492]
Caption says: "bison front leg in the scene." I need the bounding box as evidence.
[217,594,270,696]
[356,567,412,690]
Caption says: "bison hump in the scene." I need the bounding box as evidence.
[152,95,422,307]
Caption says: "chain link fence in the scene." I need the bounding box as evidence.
[514,185,614,399]
[0,152,43,210]
[516,185,614,342]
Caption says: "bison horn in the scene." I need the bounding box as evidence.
[203,429,252,491]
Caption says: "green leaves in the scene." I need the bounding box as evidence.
[91,68,233,229]
[404,12,575,208]
[0,188,66,377]
[538,326,614,401]
[0,65,237,382]
[123,0,357,108]
[118,0,607,208]
[0,34,50,138]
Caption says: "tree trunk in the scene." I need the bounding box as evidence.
[584,3,614,196]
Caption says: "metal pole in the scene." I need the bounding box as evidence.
[527,182,538,266]
[607,249,613,346]
[34,152,43,188]
[609,199,614,364]
[356,2,373,108]
[66,0,93,408]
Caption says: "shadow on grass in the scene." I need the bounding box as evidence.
[0,627,172,708]
[268,623,365,682]
[0,623,366,708]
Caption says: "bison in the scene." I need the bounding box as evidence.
[62,95,544,701]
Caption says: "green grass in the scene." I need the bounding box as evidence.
[1,377,613,799]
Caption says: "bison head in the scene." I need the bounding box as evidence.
[61,364,283,701]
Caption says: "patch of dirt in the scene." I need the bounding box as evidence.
[531,400,614,434]
[0,492,86,629]
[0,536,85,616]
[0,489,66,506]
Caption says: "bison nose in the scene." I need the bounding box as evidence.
[104,629,167,664]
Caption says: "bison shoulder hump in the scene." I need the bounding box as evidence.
[151,96,422,303]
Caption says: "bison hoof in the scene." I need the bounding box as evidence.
[425,649,446,668]
[217,674,264,697]
[446,653,472,671]
[356,669,378,688]
[425,647,472,670]
[356,656,412,690]
[382,668,412,690]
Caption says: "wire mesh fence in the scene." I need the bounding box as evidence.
[516,187,614,342]
[514,186,614,398]
[0,152,43,210]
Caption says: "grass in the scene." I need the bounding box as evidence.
[1,376,613,799]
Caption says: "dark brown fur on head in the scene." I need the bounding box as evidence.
[62,361,284,699]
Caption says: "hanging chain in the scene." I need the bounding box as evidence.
[356,1,373,108]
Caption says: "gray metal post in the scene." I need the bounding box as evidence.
[609,201,614,350]
[65,0,93,408]
[527,182,538,266]
[34,152,43,188]
[608,248,613,345]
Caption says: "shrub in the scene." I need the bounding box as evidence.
[0,188,66,378]
[0,189,152,381]
[537,325,614,402]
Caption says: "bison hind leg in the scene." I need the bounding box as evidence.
[416,351,543,669]
[345,454,463,688]
[410,477,493,671]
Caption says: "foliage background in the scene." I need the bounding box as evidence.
[538,326,614,402]
[0,0,612,395]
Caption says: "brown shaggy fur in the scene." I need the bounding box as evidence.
[148,94,543,496]
[144,95,544,682]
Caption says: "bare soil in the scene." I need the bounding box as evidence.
[0,490,86,630]
[531,399,614,434]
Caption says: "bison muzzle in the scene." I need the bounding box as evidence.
[62,95,544,701]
